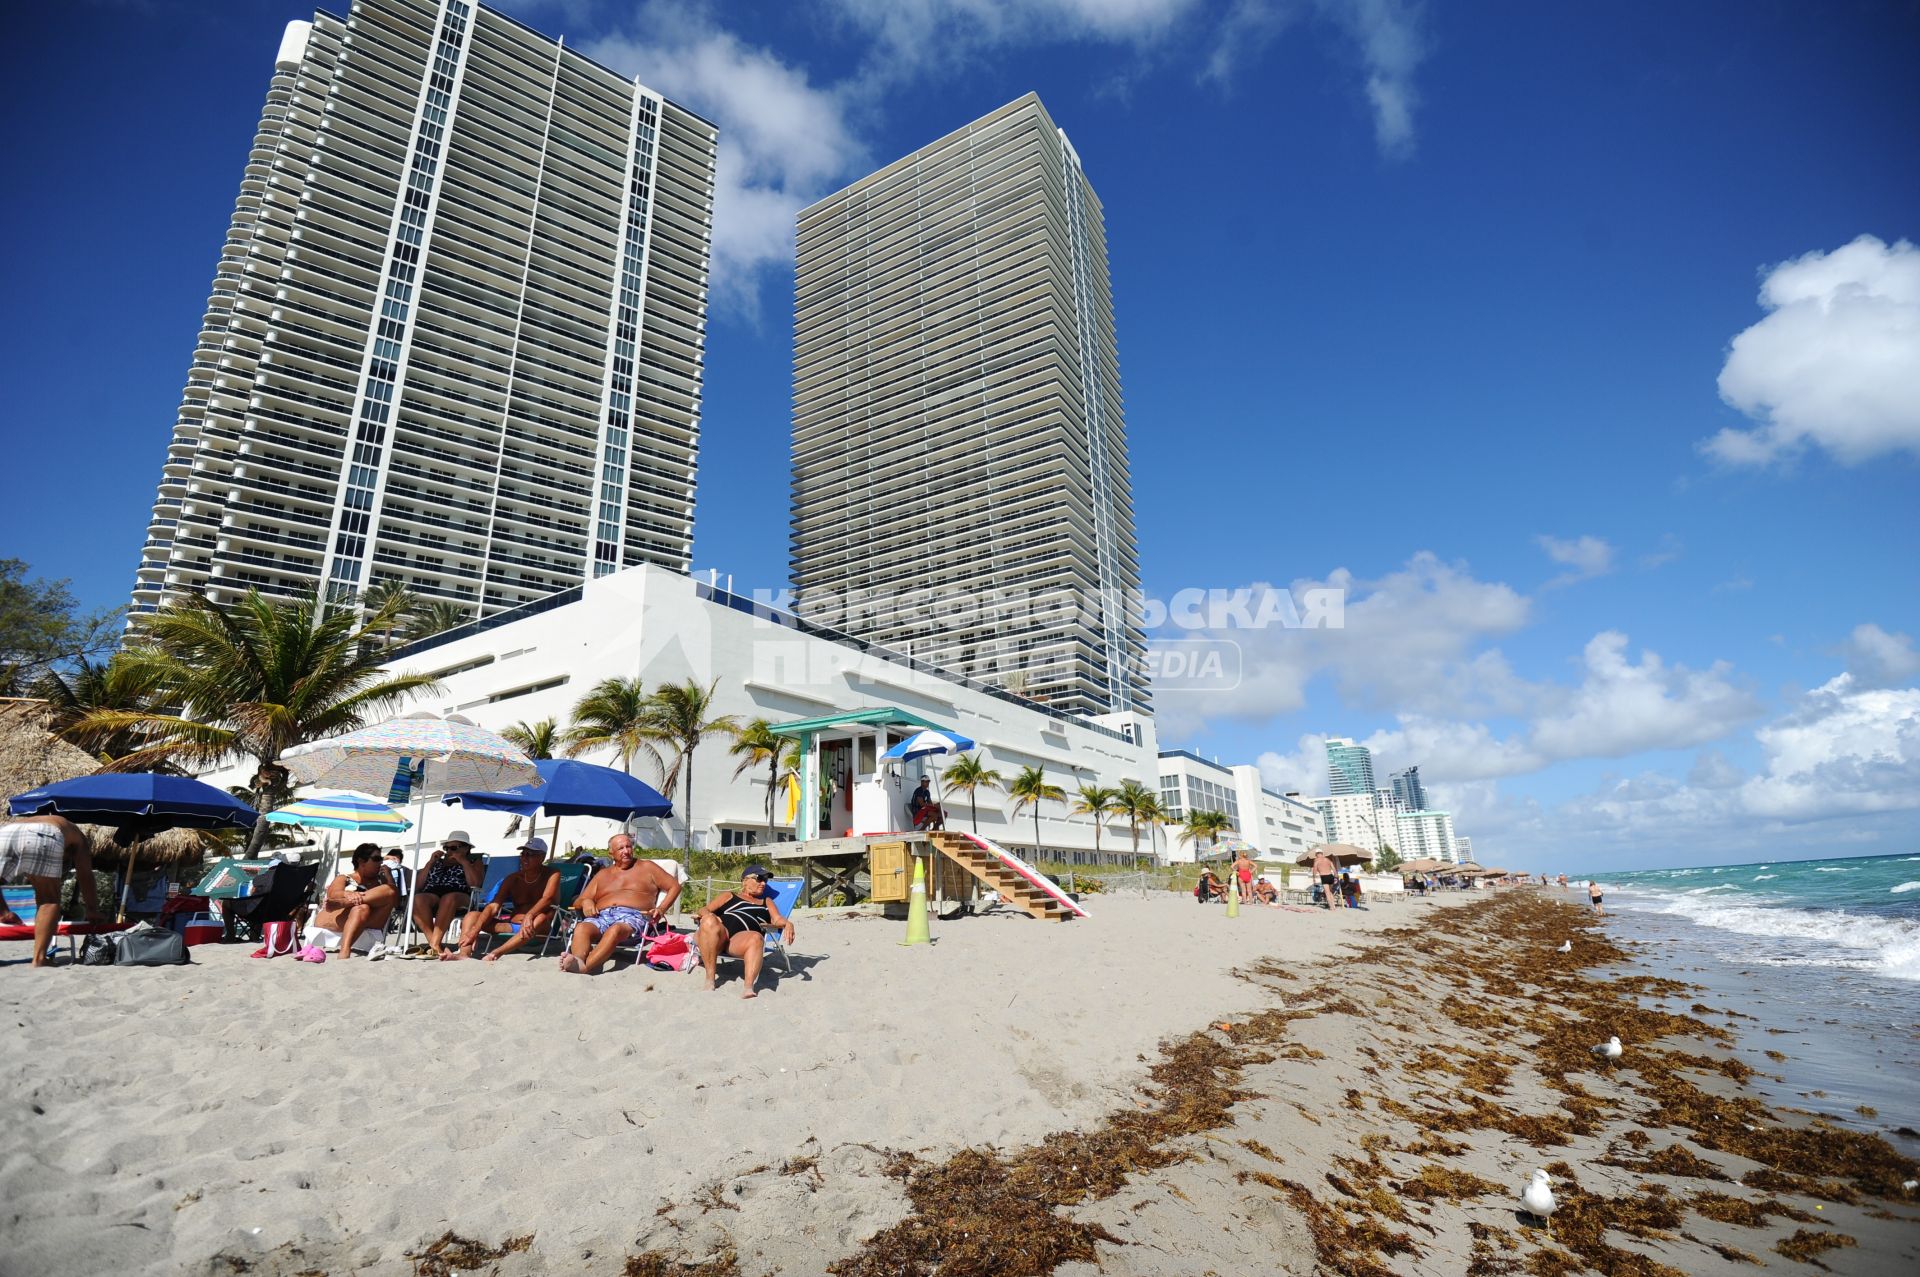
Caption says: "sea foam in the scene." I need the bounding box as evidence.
[1892,882,1920,895]
[1644,893,1920,982]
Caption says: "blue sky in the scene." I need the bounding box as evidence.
[3,0,1916,870]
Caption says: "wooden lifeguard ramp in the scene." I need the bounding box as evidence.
[928,831,1086,922]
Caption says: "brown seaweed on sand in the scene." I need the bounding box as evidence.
[406,1231,532,1277]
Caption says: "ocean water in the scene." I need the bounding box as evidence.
[1580,852,1920,1149]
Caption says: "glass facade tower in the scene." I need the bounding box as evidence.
[1325,737,1377,796]
[788,94,1147,715]
[131,0,717,622]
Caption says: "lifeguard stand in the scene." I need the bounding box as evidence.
[767,705,949,839]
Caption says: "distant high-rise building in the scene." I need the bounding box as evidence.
[1315,790,1394,851]
[1390,766,1428,813]
[789,94,1145,715]
[132,0,718,621]
[1325,738,1376,796]
[1454,835,1474,863]
[1394,809,1458,864]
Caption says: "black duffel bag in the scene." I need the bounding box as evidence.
[114,924,190,966]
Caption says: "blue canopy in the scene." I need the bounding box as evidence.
[880,729,977,762]
[8,772,259,830]
[442,758,672,820]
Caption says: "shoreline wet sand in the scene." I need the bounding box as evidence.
[6,891,1917,1274]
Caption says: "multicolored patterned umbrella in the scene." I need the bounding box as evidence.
[282,711,539,798]
[264,792,412,833]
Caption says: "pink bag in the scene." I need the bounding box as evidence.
[261,920,298,957]
[642,930,696,972]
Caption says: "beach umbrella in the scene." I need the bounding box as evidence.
[1295,844,1371,868]
[9,772,259,831]
[9,772,260,918]
[880,729,976,762]
[282,711,538,947]
[265,792,412,833]
[442,758,671,852]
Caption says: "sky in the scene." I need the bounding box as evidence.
[2,0,1917,872]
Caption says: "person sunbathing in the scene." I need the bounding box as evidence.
[444,838,559,961]
[1194,868,1226,903]
[695,866,794,999]
[310,846,398,959]
[1252,877,1280,906]
[559,834,680,974]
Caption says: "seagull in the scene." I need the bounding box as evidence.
[1521,1170,1556,1220]
[1591,1035,1623,1061]
[1556,941,1572,953]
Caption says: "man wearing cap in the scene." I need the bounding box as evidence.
[444,837,560,962]
[560,833,680,975]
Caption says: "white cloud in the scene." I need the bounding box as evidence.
[1686,749,1744,790]
[1528,632,1761,762]
[1841,622,1920,688]
[1705,234,1920,466]
[585,10,867,319]
[1537,533,1615,586]
[1324,0,1425,158]
[1739,674,1920,821]
[829,0,1201,73]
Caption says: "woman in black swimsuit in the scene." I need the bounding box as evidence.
[695,866,793,999]
[413,833,483,956]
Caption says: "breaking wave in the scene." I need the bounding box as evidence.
[1636,891,1920,982]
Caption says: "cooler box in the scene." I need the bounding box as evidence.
[181,915,224,947]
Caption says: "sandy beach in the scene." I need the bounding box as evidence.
[5,889,1917,1275]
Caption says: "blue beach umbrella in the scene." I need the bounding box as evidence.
[9,773,259,831]
[880,729,976,762]
[443,758,672,852]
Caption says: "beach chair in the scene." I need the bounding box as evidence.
[461,860,590,956]
[441,855,510,950]
[712,877,803,979]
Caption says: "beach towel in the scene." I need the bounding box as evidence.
[642,930,697,972]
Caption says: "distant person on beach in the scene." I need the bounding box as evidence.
[1587,881,1604,915]
[1,814,105,966]
[1233,852,1256,901]
[1195,868,1225,903]
[311,846,398,959]
[383,849,412,896]
[413,832,483,957]
[1252,877,1279,906]
[560,834,679,975]
[445,838,559,962]
[1311,849,1340,909]
[696,865,795,999]
[1558,874,1568,891]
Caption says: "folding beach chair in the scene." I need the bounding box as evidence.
[441,855,511,950]
[710,877,803,979]
[460,860,590,956]
[1,885,131,961]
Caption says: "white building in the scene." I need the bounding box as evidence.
[1394,809,1459,864]
[1315,790,1396,853]
[134,0,717,621]
[1453,834,1473,863]
[1152,753,1325,863]
[300,566,1161,863]
[1230,767,1325,861]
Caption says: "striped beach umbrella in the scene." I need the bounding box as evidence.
[880,729,976,761]
[264,792,413,833]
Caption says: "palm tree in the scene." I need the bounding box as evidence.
[941,753,1004,834]
[1070,784,1119,865]
[563,677,661,777]
[358,579,417,650]
[1177,809,1233,863]
[36,652,171,767]
[78,588,438,854]
[500,717,560,760]
[1008,764,1064,857]
[402,599,470,643]
[728,718,790,844]
[643,678,738,866]
[1113,780,1164,869]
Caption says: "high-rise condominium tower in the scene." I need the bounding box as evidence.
[1390,765,1428,812]
[1325,738,1377,796]
[132,0,716,622]
[789,94,1146,716]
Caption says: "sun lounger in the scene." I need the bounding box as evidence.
[0,885,130,961]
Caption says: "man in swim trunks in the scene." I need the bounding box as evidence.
[695,865,794,999]
[1252,877,1279,906]
[445,837,559,961]
[312,845,399,959]
[1588,880,1604,916]
[1311,848,1340,909]
[560,833,680,974]
[1,814,106,966]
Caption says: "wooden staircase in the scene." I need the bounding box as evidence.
[929,832,1079,922]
